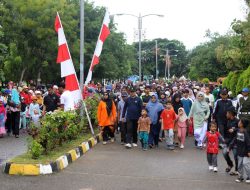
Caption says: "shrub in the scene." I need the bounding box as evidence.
[30,140,44,159]
[236,65,250,94]
[84,94,101,126]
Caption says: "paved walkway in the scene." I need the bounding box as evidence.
[0,136,249,190]
[0,133,27,165]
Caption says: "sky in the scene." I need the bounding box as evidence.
[92,0,248,49]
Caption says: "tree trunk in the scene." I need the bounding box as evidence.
[19,67,27,85]
[37,70,41,86]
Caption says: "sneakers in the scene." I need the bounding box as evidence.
[180,144,184,149]
[125,143,132,148]
[132,143,138,147]
[209,166,213,171]
[103,141,107,145]
[246,178,250,184]
[167,145,175,150]
[121,142,125,145]
[235,177,244,183]
[143,148,148,151]
[110,138,115,143]
[213,167,218,172]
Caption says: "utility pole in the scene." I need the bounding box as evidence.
[164,49,169,80]
[155,40,158,80]
[79,0,84,91]
[167,49,170,80]
[138,13,142,82]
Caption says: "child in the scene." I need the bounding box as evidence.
[160,101,176,150]
[138,109,151,151]
[203,121,224,172]
[29,96,41,127]
[223,107,238,175]
[230,119,250,183]
[176,108,188,149]
[0,99,6,138]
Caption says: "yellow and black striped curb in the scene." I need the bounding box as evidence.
[3,133,102,175]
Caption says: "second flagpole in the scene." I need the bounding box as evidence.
[80,0,84,91]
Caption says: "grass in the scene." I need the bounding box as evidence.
[10,131,98,165]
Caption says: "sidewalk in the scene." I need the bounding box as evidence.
[0,133,27,165]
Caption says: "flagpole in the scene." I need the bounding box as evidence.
[80,0,84,91]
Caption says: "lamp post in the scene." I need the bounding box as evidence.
[115,13,164,81]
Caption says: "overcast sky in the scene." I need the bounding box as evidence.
[92,0,247,49]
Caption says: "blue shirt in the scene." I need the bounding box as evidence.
[181,97,193,116]
[122,96,142,120]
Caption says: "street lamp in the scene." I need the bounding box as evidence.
[114,13,164,81]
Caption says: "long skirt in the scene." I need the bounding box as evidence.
[0,113,6,136]
[194,121,207,147]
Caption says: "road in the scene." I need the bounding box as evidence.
[0,136,249,190]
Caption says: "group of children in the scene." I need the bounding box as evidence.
[137,102,250,183]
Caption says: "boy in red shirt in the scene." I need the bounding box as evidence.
[160,101,176,150]
[203,121,225,172]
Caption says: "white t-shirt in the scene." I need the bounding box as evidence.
[204,93,215,107]
[60,90,75,111]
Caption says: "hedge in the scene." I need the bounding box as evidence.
[223,65,250,95]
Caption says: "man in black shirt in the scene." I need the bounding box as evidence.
[43,86,60,115]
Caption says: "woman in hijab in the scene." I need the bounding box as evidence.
[188,92,210,148]
[146,93,164,148]
[97,91,117,145]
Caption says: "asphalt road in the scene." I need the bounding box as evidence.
[0,136,249,190]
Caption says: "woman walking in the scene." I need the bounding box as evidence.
[188,92,210,148]
[97,92,117,145]
[146,93,164,148]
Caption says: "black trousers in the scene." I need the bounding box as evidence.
[223,146,238,171]
[119,121,127,143]
[11,111,20,136]
[217,121,227,138]
[102,126,114,142]
[207,153,218,167]
[126,119,138,144]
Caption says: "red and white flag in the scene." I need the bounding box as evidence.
[85,10,110,85]
[55,12,82,108]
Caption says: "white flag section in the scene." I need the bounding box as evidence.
[85,10,110,85]
[55,12,82,109]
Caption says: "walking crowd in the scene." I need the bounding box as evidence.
[0,78,249,184]
[94,79,250,184]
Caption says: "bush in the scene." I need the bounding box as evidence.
[84,94,101,126]
[30,140,44,159]
[223,71,241,96]
[236,65,250,93]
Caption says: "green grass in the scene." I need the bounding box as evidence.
[10,132,97,165]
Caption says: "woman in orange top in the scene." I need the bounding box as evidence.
[97,92,117,145]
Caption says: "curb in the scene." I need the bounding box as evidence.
[3,133,102,175]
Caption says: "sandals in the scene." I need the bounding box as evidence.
[225,167,232,173]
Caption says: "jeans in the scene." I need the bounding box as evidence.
[223,146,238,171]
[164,129,174,146]
[217,122,226,138]
[119,121,127,143]
[139,131,149,149]
[102,126,114,142]
[126,119,138,144]
[238,156,250,179]
[207,153,218,167]
[148,124,161,146]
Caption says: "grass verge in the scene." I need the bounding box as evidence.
[10,131,97,165]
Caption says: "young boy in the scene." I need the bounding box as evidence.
[230,119,250,183]
[223,107,239,175]
[203,121,224,172]
[138,109,151,151]
[160,101,176,150]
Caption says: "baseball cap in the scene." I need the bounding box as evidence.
[242,87,250,93]
[220,89,228,95]
[121,92,128,97]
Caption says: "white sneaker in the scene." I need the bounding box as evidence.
[209,166,213,171]
[245,178,250,183]
[180,144,184,149]
[125,143,132,148]
[213,167,218,172]
[111,138,115,143]
[103,141,107,145]
[132,143,138,147]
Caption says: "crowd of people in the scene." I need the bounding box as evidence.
[0,81,71,138]
[0,79,249,183]
[95,80,250,184]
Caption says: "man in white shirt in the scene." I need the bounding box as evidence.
[58,83,75,111]
[204,86,215,108]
